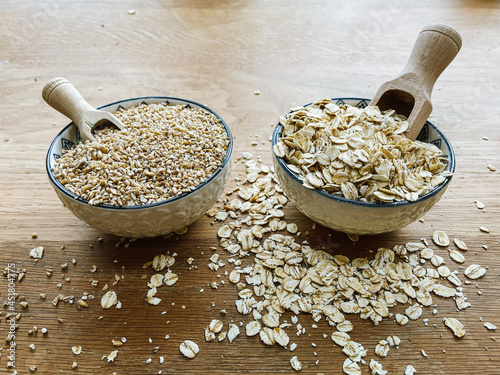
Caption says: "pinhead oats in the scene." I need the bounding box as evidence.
[53,103,230,206]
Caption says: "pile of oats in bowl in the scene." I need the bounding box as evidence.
[52,103,230,206]
[273,98,451,203]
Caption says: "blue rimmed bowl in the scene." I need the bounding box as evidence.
[272,98,455,235]
[46,96,233,238]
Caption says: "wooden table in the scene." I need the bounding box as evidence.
[1,1,499,373]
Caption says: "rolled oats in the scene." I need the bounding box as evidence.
[245,321,261,336]
[290,356,302,371]
[432,231,450,247]
[443,317,465,337]
[163,271,179,286]
[343,358,362,375]
[274,99,450,203]
[484,322,497,330]
[386,335,400,347]
[208,319,224,334]
[71,346,82,355]
[369,359,387,375]
[374,340,390,357]
[227,323,240,343]
[149,274,164,287]
[208,157,479,374]
[464,264,486,279]
[433,284,456,298]
[437,265,451,278]
[331,331,351,347]
[453,238,468,251]
[103,350,118,362]
[448,250,465,264]
[30,246,44,259]
[260,327,276,345]
[274,327,290,347]
[100,291,118,309]
[455,296,471,310]
[152,254,175,272]
[179,340,199,359]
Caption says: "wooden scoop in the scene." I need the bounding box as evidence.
[370,23,462,140]
[42,77,126,143]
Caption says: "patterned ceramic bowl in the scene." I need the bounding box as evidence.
[272,98,455,235]
[46,96,233,238]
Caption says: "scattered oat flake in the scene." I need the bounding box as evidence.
[245,321,261,337]
[343,358,361,375]
[103,349,119,362]
[331,331,351,347]
[444,317,466,337]
[147,296,161,306]
[347,233,359,242]
[30,246,44,259]
[149,273,164,287]
[101,291,118,309]
[453,238,468,251]
[369,359,388,375]
[290,355,302,371]
[274,327,290,347]
[405,303,423,320]
[405,365,417,375]
[475,201,485,209]
[432,230,449,246]
[455,296,471,310]
[71,346,82,355]
[487,164,496,171]
[374,340,390,357]
[164,271,179,286]
[464,264,487,279]
[179,340,199,359]
[227,323,240,343]
[484,322,497,330]
[479,226,490,233]
[449,249,465,263]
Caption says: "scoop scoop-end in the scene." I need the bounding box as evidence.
[370,23,462,140]
[42,77,126,143]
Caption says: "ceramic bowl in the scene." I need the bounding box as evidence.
[46,96,233,238]
[272,98,455,235]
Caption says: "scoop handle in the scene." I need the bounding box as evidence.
[400,23,462,97]
[42,77,96,141]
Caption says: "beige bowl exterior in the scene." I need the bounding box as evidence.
[272,98,455,235]
[46,97,232,238]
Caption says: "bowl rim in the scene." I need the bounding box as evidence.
[271,97,455,208]
[46,96,233,210]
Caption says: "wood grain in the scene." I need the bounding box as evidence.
[1,1,499,374]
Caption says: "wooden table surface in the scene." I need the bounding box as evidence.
[1,1,499,374]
